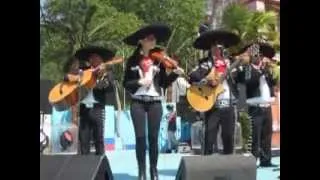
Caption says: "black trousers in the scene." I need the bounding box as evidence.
[204,106,235,155]
[130,100,162,170]
[248,106,273,164]
[78,104,105,155]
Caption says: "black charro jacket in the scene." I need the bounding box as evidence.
[123,52,179,96]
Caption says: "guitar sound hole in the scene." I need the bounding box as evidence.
[205,96,208,100]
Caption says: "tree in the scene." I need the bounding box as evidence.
[110,0,205,72]
[222,3,279,53]
[40,0,142,82]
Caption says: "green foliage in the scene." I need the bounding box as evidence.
[222,3,280,53]
[40,0,142,83]
[110,0,204,72]
[41,0,205,83]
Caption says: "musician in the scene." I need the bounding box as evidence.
[233,42,278,167]
[64,46,116,155]
[188,30,240,155]
[123,24,184,180]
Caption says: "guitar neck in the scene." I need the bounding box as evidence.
[92,57,124,72]
[103,57,124,66]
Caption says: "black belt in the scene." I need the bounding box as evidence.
[80,103,104,109]
[131,95,162,102]
[215,99,236,108]
[248,104,271,108]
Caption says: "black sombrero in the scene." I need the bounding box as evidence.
[123,24,171,46]
[235,42,275,59]
[74,46,115,62]
[193,30,240,50]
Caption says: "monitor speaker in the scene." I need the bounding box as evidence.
[40,155,113,180]
[176,154,256,180]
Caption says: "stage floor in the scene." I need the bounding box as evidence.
[106,150,280,180]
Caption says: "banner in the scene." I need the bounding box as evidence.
[271,92,280,148]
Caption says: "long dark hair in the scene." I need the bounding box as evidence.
[127,44,143,66]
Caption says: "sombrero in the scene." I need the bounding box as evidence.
[193,30,240,50]
[123,24,171,46]
[234,42,275,59]
[74,46,115,62]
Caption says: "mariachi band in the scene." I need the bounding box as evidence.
[48,23,280,180]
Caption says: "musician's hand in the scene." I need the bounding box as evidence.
[138,78,152,86]
[173,67,185,75]
[67,74,81,83]
[98,64,107,74]
[208,79,218,87]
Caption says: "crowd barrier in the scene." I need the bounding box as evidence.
[48,103,191,153]
[45,99,280,153]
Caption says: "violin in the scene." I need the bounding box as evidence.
[149,48,179,69]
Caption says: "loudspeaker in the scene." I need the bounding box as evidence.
[176,154,256,180]
[40,155,113,180]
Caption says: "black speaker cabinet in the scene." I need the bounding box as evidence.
[40,155,113,180]
[176,154,256,180]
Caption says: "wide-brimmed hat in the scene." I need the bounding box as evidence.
[123,24,171,46]
[193,30,240,50]
[234,42,275,59]
[74,46,115,62]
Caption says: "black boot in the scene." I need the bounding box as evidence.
[138,164,146,180]
[150,166,159,180]
[136,137,147,180]
[149,134,159,180]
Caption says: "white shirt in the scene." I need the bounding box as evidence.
[171,77,190,102]
[217,80,235,100]
[246,75,275,105]
[134,65,160,97]
[81,88,98,108]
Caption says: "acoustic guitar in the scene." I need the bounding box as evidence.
[48,57,124,111]
[186,58,244,112]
